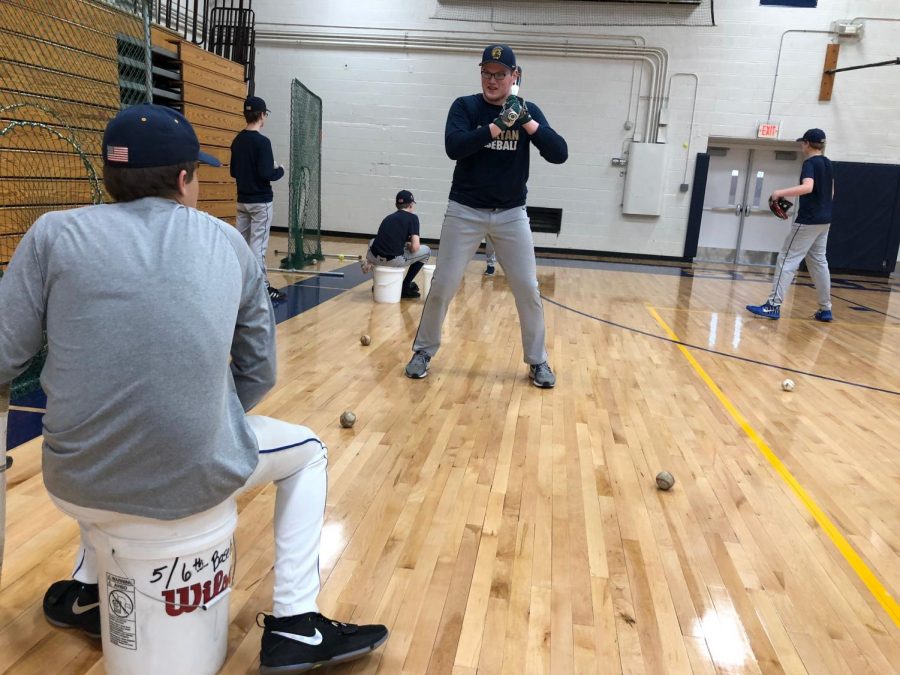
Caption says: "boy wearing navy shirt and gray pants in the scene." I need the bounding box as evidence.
[230,95,286,302]
[747,128,835,322]
[405,44,568,387]
[365,190,431,298]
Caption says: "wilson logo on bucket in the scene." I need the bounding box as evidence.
[162,570,230,617]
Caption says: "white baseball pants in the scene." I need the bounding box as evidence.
[53,415,327,618]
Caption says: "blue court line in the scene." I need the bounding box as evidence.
[271,263,370,324]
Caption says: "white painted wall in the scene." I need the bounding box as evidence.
[249,0,900,258]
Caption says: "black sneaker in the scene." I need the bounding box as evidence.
[400,285,421,299]
[43,580,101,638]
[484,264,495,276]
[259,612,389,673]
[268,286,287,303]
[408,281,420,293]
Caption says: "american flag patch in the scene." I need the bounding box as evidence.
[106,145,129,163]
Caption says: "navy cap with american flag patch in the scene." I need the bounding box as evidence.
[103,104,221,168]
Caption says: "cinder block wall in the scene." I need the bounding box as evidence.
[250,0,900,259]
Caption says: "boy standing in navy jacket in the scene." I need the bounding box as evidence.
[747,128,835,322]
[231,96,286,302]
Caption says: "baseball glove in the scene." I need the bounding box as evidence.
[768,196,793,220]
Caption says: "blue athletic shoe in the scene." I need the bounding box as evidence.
[746,302,780,320]
[814,309,833,322]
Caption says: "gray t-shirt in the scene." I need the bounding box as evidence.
[0,197,276,519]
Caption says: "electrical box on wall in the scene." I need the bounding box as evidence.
[831,20,864,38]
[622,143,666,216]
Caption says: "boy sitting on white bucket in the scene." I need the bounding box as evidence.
[0,105,388,673]
[362,190,431,298]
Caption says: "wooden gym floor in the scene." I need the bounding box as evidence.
[1,241,898,674]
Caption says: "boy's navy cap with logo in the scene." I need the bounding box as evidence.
[244,96,270,113]
[797,128,826,143]
[103,104,221,168]
[479,44,516,70]
[396,190,415,206]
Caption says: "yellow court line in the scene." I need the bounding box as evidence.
[646,304,900,629]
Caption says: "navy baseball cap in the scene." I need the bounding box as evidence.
[396,190,415,206]
[797,128,826,143]
[103,104,221,168]
[480,44,516,71]
[244,96,270,113]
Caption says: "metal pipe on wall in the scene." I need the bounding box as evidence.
[767,29,835,121]
[665,72,699,186]
[254,26,668,141]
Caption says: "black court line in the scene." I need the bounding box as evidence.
[830,292,900,321]
[541,295,900,398]
[534,256,900,293]
[5,257,894,449]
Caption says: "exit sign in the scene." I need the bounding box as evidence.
[758,122,780,139]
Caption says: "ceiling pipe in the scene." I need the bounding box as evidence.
[255,26,668,141]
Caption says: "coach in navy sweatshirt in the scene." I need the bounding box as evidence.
[405,44,567,388]
[230,95,286,302]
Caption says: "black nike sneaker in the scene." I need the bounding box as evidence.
[268,285,287,303]
[43,580,101,638]
[259,612,388,673]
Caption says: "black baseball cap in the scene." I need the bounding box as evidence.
[103,104,221,168]
[797,128,826,143]
[480,44,516,71]
[244,96,270,113]
[396,190,415,206]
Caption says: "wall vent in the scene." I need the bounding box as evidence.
[527,207,562,235]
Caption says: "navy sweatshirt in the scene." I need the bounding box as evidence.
[372,210,420,258]
[796,155,834,225]
[446,94,568,209]
[230,129,285,203]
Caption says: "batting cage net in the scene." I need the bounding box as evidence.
[434,0,715,27]
[283,78,324,270]
[1,0,151,398]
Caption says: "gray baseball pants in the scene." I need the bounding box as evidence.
[365,239,432,268]
[236,201,274,283]
[767,222,832,310]
[412,200,548,365]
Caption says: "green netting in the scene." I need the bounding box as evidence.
[1,0,151,267]
[283,79,323,269]
[0,0,151,397]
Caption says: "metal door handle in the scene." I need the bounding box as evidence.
[744,204,751,217]
[735,204,742,217]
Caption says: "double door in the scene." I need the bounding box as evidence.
[697,145,802,265]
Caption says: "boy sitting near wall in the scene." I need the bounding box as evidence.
[362,190,431,298]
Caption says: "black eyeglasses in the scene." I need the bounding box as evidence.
[480,70,511,81]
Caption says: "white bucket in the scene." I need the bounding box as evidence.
[373,266,404,303]
[422,264,436,298]
[90,501,237,675]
